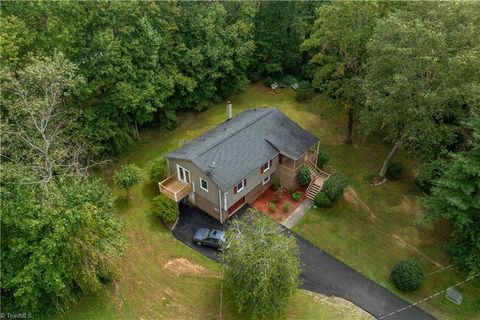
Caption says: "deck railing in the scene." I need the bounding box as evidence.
[158,174,192,202]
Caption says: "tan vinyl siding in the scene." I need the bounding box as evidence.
[226,154,279,208]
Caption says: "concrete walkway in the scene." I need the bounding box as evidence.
[173,204,436,320]
[282,199,313,229]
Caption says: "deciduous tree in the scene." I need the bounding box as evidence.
[221,209,301,319]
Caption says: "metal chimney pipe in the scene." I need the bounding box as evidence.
[226,101,232,121]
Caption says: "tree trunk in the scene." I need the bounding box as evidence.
[133,115,140,141]
[345,107,354,145]
[378,138,404,179]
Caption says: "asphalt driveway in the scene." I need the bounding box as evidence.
[173,203,436,320]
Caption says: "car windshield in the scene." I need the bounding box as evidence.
[209,230,225,241]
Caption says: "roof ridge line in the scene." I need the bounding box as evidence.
[196,108,275,157]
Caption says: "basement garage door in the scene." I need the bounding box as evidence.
[228,196,246,217]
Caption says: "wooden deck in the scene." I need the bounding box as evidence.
[159,174,192,202]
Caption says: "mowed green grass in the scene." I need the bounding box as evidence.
[289,92,480,318]
[60,83,373,320]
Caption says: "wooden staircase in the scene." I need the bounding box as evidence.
[305,160,330,200]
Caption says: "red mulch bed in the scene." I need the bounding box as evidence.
[251,185,308,223]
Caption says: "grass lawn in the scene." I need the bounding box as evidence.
[60,83,374,320]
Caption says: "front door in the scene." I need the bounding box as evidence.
[177,165,190,184]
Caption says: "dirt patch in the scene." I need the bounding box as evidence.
[113,281,123,311]
[344,187,378,220]
[164,258,219,278]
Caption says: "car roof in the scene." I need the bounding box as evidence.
[209,229,225,240]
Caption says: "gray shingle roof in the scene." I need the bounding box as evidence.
[166,108,319,191]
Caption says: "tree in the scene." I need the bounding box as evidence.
[297,164,311,186]
[221,209,301,318]
[420,108,480,274]
[0,165,124,316]
[253,1,318,77]
[152,194,179,224]
[113,164,143,198]
[1,53,89,184]
[360,2,480,181]
[303,2,389,144]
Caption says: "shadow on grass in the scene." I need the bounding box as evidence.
[115,195,131,213]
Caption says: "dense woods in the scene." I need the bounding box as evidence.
[1,1,479,316]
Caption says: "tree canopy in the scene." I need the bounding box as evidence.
[221,209,301,319]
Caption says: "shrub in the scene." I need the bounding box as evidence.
[149,157,169,182]
[314,192,332,208]
[291,191,302,202]
[387,162,404,180]
[322,173,348,202]
[316,150,330,169]
[390,259,424,292]
[113,164,143,198]
[152,194,179,223]
[272,186,284,203]
[263,77,276,87]
[164,109,180,130]
[295,81,315,102]
[268,201,276,213]
[297,164,311,186]
[283,75,297,86]
[271,176,281,190]
[282,201,291,213]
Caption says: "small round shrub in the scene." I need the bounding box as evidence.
[387,162,404,180]
[113,164,143,197]
[314,192,332,208]
[271,176,281,190]
[322,173,348,202]
[152,194,179,223]
[390,259,424,292]
[263,77,276,87]
[268,201,276,213]
[295,81,315,102]
[297,164,311,186]
[149,157,169,182]
[282,201,291,213]
[164,110,180,130]
[316,150,330,169]
[291,191,302,202]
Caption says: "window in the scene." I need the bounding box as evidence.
[234,178,247,194]
[263,175,270,185]
[237,180,245,192]
[261,159,272,174]
[200,178,208,192]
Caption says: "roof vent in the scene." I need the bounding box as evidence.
[226,101,232,121]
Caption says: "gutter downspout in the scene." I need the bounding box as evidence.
[219,190,223,224]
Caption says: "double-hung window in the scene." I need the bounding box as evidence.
[234,178,247,194]
[200,178,208,192]
[261,159,272,174]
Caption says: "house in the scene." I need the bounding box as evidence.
[159,103,329,223]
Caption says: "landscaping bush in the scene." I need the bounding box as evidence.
[164,109,180,130]
[295,81,315,102]
[316,149,330,169]
[271,176,281,190]
[387,162,404,180]
[263,77,276,87]
[282,201,291,213]
[152,194,179,223]
[314,192,332,208]
[291,191,302,202]
[321,172,348,202]
[149,157,169,182]
[390,259,424,292]
[283,75,297,86]
[268,201,276,213]
[271,186,284,204]
[297,164,311,186]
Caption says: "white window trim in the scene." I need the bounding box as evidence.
[177,165,190,184]
[200,178,208,192]
[237,180,245,192]
[263,175,270,185]
[262,161,271,173]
